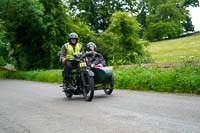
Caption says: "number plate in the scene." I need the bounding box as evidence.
[80,62,87,67]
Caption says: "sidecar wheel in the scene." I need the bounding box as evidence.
[82,73,94,101]
[104,74,114,95]
[104,87,113,95]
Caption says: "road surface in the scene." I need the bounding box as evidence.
[0,78,200,133]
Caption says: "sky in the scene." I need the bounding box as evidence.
[189,7,200,31]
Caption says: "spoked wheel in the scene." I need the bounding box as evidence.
[82,72,94,101]
[64,83,73,98]
[64,91,73,98]
[104,74,114,95]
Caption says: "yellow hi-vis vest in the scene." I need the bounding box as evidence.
[65,43,81,60]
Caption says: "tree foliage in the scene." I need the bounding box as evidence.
[0,0,94,69]
[184,0,199,7]
[182,0,199,32]
[144,0,185,40]
[0,20,10,66]
[0,0,45,69]
[68,0,137,32]
[98,11,149,65]
[138,0,199,38]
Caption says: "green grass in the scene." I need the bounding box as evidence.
[148,33,200,63]
[1,65,200,94]
[114,66,200,94]
[0,70,63,84]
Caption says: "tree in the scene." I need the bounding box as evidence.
[182,14,194,32]
[144,0,185,40]
[0,0,94,69]
[90,32,118,64]
[68,0,137,32]
[136,0,149,37]
[182,0,199,32]
[105,11,148,65]
[0,0,46,69]
[0,20,9,66]
[184,0,199,7]
[137,0,199,37]
[38,0,94,69]
[39,0,73,69]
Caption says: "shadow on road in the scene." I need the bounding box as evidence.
[57,93,113,102]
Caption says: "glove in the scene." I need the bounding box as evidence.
[91,64,95,67]
[62,58,67,64]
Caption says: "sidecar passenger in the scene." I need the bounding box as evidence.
[85,42,106,67]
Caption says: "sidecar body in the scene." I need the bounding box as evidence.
[91,66,112,84]
[91,66,114,94]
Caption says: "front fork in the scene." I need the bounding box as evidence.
[80,68,86,89]
[80,67,94,90]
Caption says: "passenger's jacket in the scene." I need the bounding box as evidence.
[86,52,106,67]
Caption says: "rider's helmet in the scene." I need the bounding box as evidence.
[68,32,78,44]
[87,42,96,51]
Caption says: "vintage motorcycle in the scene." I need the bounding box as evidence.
[61,52,114,101]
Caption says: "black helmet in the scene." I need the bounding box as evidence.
[68,32,78,44]
[87,42,96,51]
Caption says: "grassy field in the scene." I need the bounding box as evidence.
[148,33,200,63]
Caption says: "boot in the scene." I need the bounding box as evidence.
[63,81,69,90]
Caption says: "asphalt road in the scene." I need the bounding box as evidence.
[0,78,200,133]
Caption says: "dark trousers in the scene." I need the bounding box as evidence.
[63,60,79,83]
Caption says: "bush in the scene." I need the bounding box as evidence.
[92,11,150,65]
[0,56,7,66]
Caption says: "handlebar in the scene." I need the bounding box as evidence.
[63,52,86,61]
[72,52,86,59]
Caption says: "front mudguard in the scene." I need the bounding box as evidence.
[80,68,94,89]
[85,69,94,77]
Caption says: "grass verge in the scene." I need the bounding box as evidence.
[0,66,200,94]
[114,66,200,94]
[0,70,63,84]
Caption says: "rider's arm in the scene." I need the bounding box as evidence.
[59,44,67,62]
[80,45,84,53]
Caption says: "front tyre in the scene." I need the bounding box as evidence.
[64,91,73,98]
[82,72,94,101]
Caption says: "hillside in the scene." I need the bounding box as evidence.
[148,33,200,63]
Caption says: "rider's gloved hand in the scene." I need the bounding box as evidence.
[62,58,67,64]
[91,64,95,67]
[98,64,103,67]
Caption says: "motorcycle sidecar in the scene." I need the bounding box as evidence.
[91,66,114,95]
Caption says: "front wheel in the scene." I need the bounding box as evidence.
[82,72,94,101]
[64,91,73,98]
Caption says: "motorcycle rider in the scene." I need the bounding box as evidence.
[86,42,106,67]
[59,33,83,90]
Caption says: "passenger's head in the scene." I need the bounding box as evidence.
[87,42,96,52]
